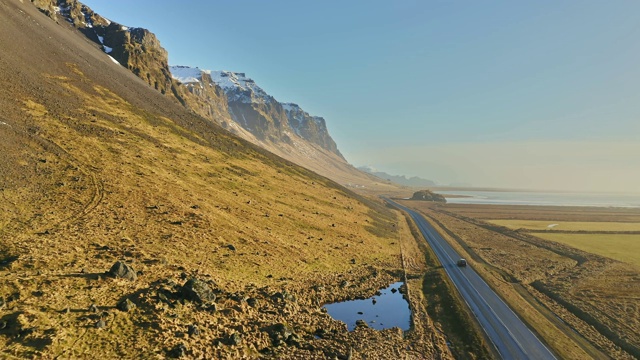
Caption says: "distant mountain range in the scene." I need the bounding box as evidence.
[358,166,436,187]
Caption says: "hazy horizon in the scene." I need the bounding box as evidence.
[81,1,640,193]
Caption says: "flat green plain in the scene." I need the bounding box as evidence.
[487,220,640,232]
[535,233,640,267]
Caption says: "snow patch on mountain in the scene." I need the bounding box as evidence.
[281,103,295,112]
[170,66,273,104]
[52,2,124,58]
[209,70,272,104]
[170,65,206,84]
[282,102,325,136]
[168,65,341,157]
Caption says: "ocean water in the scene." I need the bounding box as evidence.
[435,190,640,208]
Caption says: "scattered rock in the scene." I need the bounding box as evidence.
[18,327,35,337]
[108,261,137,281]
[340,280,349,288]
[391,288,398,293]
[228,332,242,346]
[181,278,216,303]
[246,297,257,307]
[117,298,136,312]
[187,324,200,336]
[95,319,106,329]
[271,292,285,302]
[230,293,246,303]
[227,244,236,251]
[355,319,368,328]
[314,328,327,339]
[169,343,187,358]
[350,258,356,264]
[267,323,300,347]
[89,304,98,313]
[157,291,170,304]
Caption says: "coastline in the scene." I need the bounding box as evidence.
[432,189,640,208]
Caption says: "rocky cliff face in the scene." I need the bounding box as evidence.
[211,70,287,143]
[101,25,173,94]
[31,0,203,108]
[171,67,343,159]
[29,0,394,189]
[282,103,342,157]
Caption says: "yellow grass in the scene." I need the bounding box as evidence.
[535,233,640,267]
[488,220,640,232]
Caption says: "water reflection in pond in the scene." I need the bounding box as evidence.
[323,282,411,331]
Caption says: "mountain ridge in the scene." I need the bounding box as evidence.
[29,1,385,190]
[359,166,437,187]
[171,65,343,159]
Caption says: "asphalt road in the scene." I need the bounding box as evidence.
[387,199,557,360]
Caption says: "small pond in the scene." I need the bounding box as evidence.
[323,281,411,331]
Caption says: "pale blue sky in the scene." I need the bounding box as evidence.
[81,1,640,192]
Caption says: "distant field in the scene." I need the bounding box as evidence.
[535,233,640,267]
[442,203,640,222]
[487,220,640,232]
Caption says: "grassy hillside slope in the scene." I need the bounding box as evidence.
[0,1,447,358]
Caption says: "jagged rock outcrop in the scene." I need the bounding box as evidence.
[31,0,202,108]
[171,66,344,159]
[102,25,173,94]
[282,103,342,157]
[209,70,293,144]
[410,190,447,203]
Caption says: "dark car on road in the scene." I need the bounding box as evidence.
[457,258,467,267]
